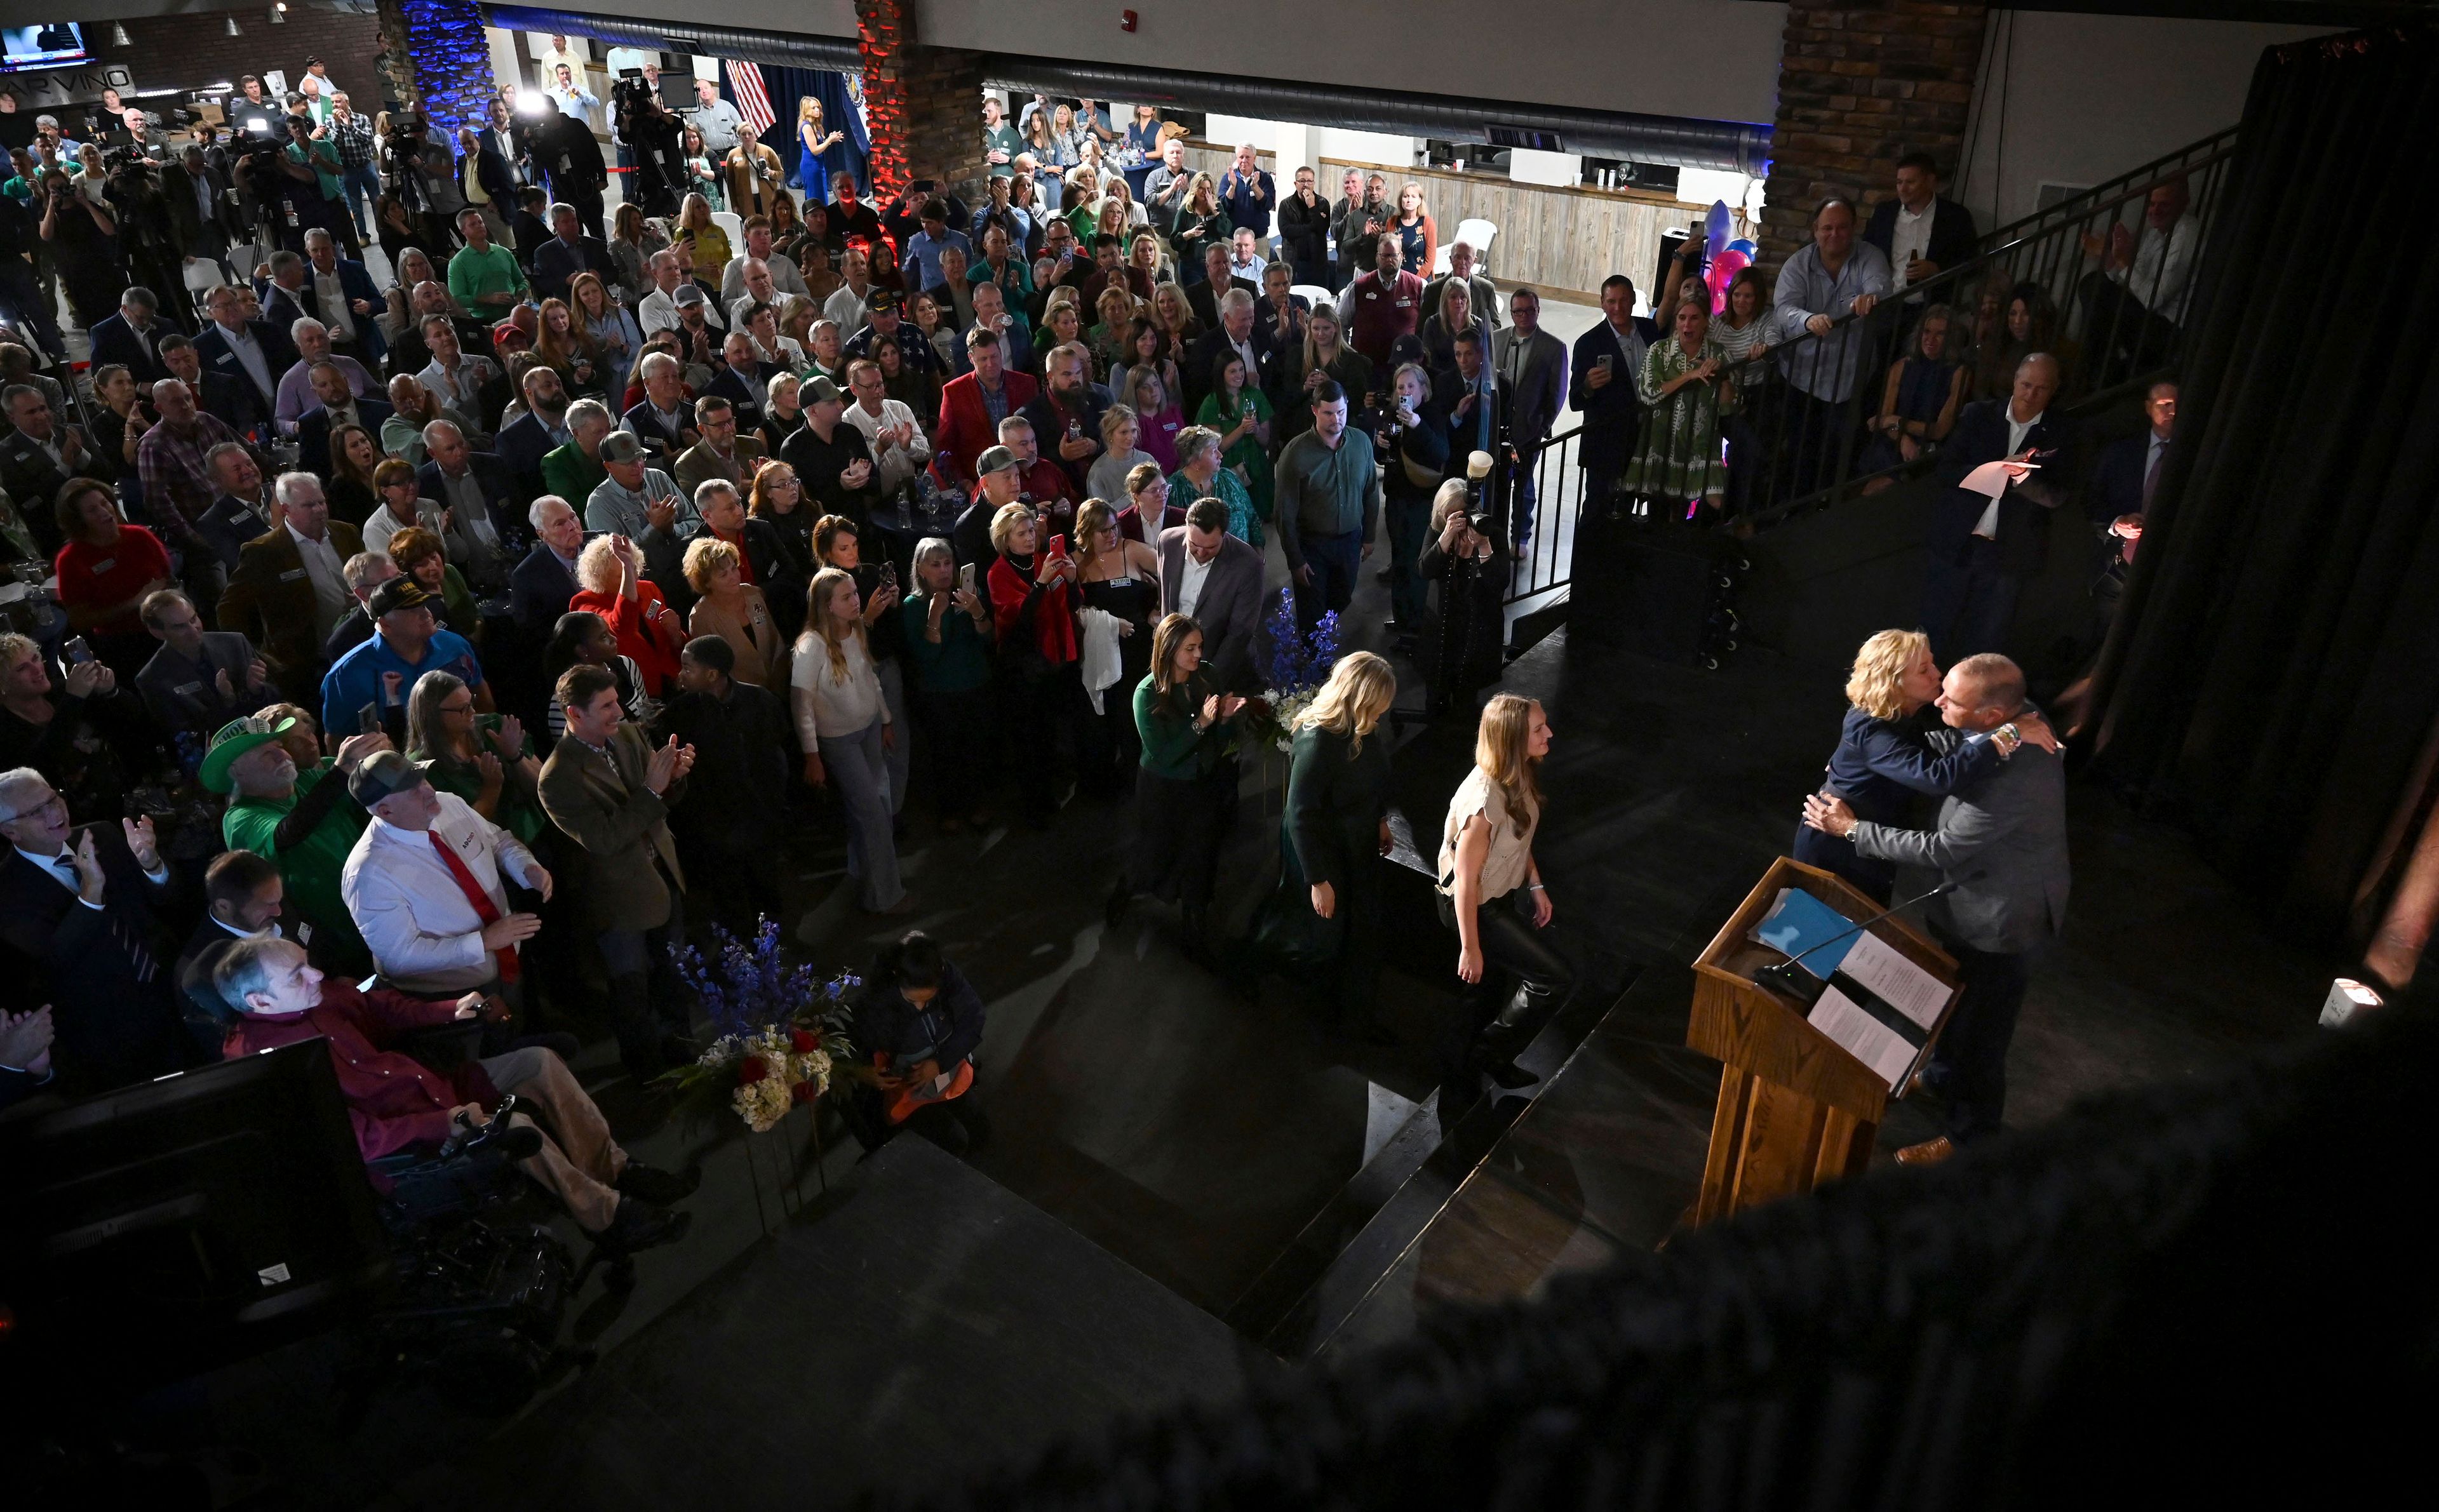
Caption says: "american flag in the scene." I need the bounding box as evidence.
[726,60,775,137]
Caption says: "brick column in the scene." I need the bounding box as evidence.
[854,0,989,205]
[382,0,495,140]
[1760,1,1989,273]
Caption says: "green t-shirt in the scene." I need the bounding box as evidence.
[285,137,342,201]
[224,760,370,966]
[448,241,528,311]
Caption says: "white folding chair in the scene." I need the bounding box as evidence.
[1437,217,1499,276]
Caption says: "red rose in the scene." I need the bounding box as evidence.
[791,1028,819,1054]
[791,1080,819,1104]
[737,1055,769,1085]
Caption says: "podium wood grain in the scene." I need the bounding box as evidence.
[1686,857,1962,1226]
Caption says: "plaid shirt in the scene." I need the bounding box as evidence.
[136,411,248,544]
[329,112,377,171]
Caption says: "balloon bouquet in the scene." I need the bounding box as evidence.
[1696,199,1757,314]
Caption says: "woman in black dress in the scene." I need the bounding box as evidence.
[1260,651,1399,1033]
[1108,613,1244,949]
[1073,498,1160,796]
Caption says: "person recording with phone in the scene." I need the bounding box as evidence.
[1570,272,1660,520]
[1418,478,1508,719]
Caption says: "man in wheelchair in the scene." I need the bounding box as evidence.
[213,934,695,1256]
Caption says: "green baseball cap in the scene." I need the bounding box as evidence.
[200,713,297,794]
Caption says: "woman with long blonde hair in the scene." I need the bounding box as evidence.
[1437,692,1565,1109]
[1251,651,1401,1027]
[795,95,844,203]
[1392,180,1438,275]
[1791,629,2054,899]
[791,565,908,914]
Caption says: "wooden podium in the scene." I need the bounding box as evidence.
[1685,857,1963,1226]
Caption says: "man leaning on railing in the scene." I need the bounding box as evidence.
[1771,198,1892,502]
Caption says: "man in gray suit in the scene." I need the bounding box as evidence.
[1158,497,1265,692]
[1803,653,2069,1165]
[1493,289,1568,539]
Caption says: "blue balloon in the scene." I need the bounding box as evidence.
[1705,200,1733,258]
[1726,238,1758,258]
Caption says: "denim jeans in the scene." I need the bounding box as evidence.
[818,716,904,910]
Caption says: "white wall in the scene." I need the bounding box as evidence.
[917,0,1785,125]
[1955,10,2329,227]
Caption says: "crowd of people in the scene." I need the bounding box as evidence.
[0,43,2191,1259]
[0,69,1619,1264]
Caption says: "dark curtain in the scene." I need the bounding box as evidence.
[2086,23,2439,946]
[723,64,869,199]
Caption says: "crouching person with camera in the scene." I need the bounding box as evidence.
[213,933,696,1254]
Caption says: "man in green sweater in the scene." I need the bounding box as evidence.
[446,205,527,316]
[1273,378,1380,638]
[206,713,391,975]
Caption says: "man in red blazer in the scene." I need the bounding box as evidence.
[215,933,693,1248]
[934,326,1038,488]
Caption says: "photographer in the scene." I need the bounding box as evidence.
[723,123,787,223]
[382,109,463,253]
[1416,477,1508,718]
[527,95,607,243]
[325,93,380,243]
[35,168,123,330]
[615,81,683,220]
[102,151,187,332]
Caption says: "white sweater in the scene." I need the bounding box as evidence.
[790,629,888,745]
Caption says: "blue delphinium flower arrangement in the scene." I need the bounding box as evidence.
[1247,593,1341,753]
[661,918,861,1130]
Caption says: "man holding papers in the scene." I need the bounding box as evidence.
[1918,354,2076,666]
[1801,653,2069,1166]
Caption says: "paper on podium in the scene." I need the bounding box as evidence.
[1808,986,1919,1090]
[1960,460,2017,498]
[1839,932,1948,1030]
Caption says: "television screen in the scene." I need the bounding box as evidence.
[3,24,90,74]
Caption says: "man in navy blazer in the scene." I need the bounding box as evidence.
[193,286,299,422]
[1921,353,2076,664]
[302,232,389,369]
[417,430,520,591]
[159,333,264,437]
[86,288,175,387]
[1569,273,1660,522]
[509,494,586,634]
[1862,154,1980,289]
[494,365,573,500]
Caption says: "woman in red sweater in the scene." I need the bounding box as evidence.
[567,533,684,694]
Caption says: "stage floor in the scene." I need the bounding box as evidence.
[375,1136,1273,1511]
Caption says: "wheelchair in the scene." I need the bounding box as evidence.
[348,1092,597,1418]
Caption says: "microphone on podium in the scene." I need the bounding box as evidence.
[1757,869,1985,1006]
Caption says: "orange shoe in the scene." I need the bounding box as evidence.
[1894,1136,1956,1167]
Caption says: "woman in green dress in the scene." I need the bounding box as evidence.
[404,670,546,846]
[1262,651,1399,1032]
[1167,425,1258,547]
[1620,295,1737,519]
[1108,613,1246,947]
[1195,349,1275,539]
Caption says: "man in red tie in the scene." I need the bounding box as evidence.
[340,747,548,1033]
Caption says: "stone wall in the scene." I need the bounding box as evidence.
[1760,1,1989,271]
[386,0,496,140]
[852,0,988,205]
